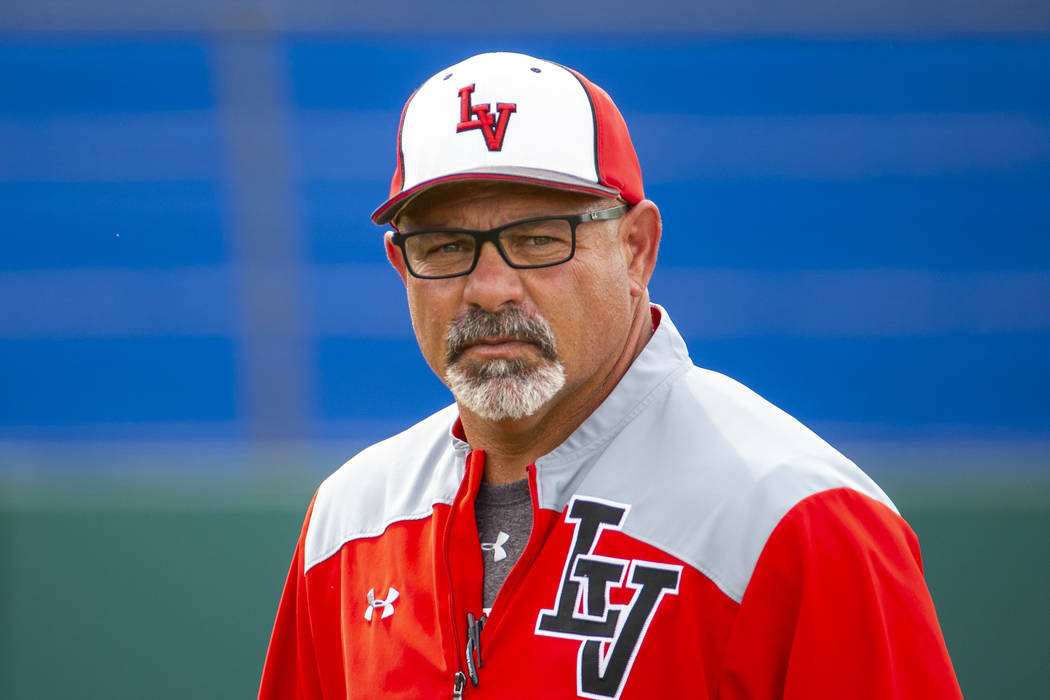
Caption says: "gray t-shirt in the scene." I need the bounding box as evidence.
[474,478,533,610]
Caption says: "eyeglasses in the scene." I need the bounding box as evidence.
[390,205,629,280]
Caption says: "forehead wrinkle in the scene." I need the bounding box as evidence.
[396,183,613,232]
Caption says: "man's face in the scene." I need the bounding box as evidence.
[388,184,642,424]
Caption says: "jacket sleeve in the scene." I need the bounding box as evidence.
[719,487,963,699]
[259,496,324,700]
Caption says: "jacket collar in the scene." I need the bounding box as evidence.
[535,304,692,469]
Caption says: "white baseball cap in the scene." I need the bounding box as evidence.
[372,52,644,225]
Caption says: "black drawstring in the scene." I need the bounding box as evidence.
[465,612,487,686]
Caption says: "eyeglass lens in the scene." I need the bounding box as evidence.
[403,218,574,277]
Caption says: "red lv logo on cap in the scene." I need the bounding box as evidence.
[456,84,517,151]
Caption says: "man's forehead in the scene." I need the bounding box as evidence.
[395,181,614,229]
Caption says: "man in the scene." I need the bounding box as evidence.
[260,52,962,699]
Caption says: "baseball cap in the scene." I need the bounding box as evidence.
[371,52,644,225]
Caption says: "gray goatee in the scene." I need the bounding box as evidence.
[444,307,566,421]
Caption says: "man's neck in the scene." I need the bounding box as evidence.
[458,302,656,484]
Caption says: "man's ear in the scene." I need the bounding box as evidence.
[620,200,662,298]
[384,231,409,285]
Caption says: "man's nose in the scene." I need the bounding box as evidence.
[462,240,526,311]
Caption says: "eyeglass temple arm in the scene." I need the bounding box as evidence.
[581,204,629,222]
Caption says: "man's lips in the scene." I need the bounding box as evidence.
[461,337,538,358]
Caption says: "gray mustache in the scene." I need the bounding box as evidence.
[446,307,558,364]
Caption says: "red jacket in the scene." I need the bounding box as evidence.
[260,308,962,699]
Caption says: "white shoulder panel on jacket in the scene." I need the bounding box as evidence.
[304,403,466,572]
[536,309,896,603]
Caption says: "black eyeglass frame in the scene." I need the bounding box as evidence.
[389,204,629,280]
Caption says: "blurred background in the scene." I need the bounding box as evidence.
[1,2,1048,698]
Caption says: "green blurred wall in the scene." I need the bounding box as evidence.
[2,472,1048,699]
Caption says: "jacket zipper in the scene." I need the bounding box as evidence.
[445,449,485,696]
[442,481,466,694]
[449,454,533,695]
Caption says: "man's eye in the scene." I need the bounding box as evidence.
[526,236,554,246]
[420,237,471,257]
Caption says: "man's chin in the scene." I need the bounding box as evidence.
[454,356,533,381]
[445,358,567,422]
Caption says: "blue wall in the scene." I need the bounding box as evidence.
[2,36,1048,454]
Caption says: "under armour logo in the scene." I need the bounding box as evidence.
[364,587,399,621]
[481,531,510,562]
[457,84,516,151]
